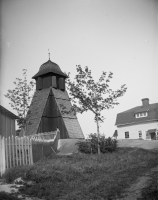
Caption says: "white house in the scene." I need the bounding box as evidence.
[115,98,158,140]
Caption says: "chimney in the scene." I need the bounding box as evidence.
[142,98,149,106]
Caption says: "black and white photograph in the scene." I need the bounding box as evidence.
[0,0,158,199]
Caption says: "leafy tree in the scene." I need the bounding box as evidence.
[5,69,35,131]
[64,65,127,153]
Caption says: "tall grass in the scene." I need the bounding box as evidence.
[3,148,158,200]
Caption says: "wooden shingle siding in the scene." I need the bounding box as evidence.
[52,88,69,100]
[63,118,84,138]
[25,87,84,138]
[0,106,17,138]
[25,88,50,136]
[55,98,76,118]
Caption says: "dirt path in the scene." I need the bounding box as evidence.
[117,166,158,200]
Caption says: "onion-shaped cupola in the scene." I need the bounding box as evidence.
[32,59,68,91]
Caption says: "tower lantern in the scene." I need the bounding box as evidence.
[32,60,68,91]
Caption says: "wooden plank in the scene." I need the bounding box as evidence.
[19,137,21,165]
[15,137,18,166]
[59,77,65,90]
[30,139,33,164]
[24,137,28,165]
[1,113,6,137]
[12,135,15,167]
[1,137,6,175]
[27,137,30,165]
[5,138,8,169]
[0,136,2,176]
[8,137,11,168]
[21,137,25,165]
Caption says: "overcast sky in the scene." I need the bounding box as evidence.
[0,0,158,137]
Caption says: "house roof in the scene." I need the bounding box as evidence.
[115,102,158,126]
[0,105,18,119]
[25,88,84,138]
[32,60,68,79]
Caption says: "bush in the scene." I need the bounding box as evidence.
[2,165,31,183]
[76,133,118,154]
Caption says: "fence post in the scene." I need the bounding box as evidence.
[30,139,33,164]
[2,137,6,175]
[12,135,15,167]
[21,137,25,165]
[19,137,22,165]
[5,137,8,169]
[0,136,6,176]
[24,137,28,165]
[0,136,2,176]
[8,137,11,168]
[15,137,18,166]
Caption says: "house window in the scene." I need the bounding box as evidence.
[125,132,129,138]
[138,131,142,138]
[135,112,148,118]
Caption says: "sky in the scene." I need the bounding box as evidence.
[0,0,158,138]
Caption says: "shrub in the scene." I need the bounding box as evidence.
[2,165,31,183]
[76,133,118,154]
[0,192,19,200]
[76,140,92,154]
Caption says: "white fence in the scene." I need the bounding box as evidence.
[0,130,59,176]
[0,135,33,176]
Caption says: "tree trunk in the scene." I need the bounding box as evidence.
[96,114,100,154]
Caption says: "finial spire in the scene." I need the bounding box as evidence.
[48,49,50,60]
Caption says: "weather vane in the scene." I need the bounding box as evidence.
[48,49,50,60]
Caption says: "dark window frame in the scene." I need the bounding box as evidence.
[125,131,129,138]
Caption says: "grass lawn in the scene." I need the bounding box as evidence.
[2,147,158,200]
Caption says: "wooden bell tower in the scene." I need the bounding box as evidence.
[25,58,84,139]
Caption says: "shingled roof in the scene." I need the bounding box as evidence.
[115,102,158,126]
[0,105,18,119]
[25,87,84,138]
[32,60,68,79]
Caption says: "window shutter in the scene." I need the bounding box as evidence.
[52,76,57,88]
[59,77,65,90]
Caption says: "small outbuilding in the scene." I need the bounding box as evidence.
[0,105,18,138]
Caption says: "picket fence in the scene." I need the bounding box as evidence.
[0,130,59,176]
[0,135,33,176]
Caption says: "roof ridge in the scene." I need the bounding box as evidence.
[120,102,158,113]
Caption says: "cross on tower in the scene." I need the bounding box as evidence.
[48,49,50,60]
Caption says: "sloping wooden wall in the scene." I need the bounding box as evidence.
[37,91,69,139]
